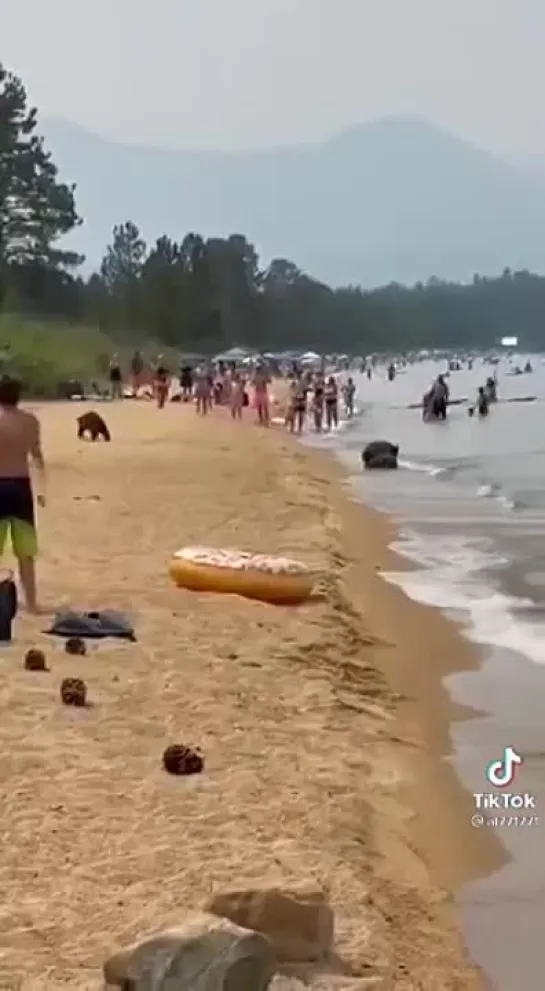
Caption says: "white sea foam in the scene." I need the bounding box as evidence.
[477,483,516,511]
[398,458,445,477]
[382,530,545,666]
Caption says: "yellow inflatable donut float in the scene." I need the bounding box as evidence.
[168,546,316,605]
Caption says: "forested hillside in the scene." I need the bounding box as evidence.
[2,62,545,356]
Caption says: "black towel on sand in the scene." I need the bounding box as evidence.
[46,609,136,640]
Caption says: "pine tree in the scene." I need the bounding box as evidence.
[0,63,82,282]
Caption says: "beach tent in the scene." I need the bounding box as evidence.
[214,346,252,362]
[300,350,321,364]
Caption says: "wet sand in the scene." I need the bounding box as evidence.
[0,401,502,988]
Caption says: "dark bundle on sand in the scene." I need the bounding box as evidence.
[77,410,111,442]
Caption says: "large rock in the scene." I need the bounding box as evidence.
[362,440,399,466]
[103,912,275,991]
[205,887,333,963]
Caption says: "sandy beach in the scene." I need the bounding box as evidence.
[0,400,502,988]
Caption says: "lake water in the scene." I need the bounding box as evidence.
[306,357,545,991]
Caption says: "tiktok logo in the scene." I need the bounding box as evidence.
[486,746,523,788]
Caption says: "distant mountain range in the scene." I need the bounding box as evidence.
[42,115,545,288]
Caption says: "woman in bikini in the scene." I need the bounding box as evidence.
[312,374,325,432]
[292,376,307,435]
[324,376,339,431]
[230,373,245,420]
[252,365,271,426]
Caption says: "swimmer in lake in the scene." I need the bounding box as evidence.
[469,386,490,418]
[343,377,355,418]
[0,375,46,613]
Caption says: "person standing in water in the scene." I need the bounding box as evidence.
[484,375,497,403]
[469,386,490,418]
[431,374,449,419]
[0,376,45,613]
[324,376,339,430]
[343,377,355,417]
[290,375,307,435]
[312,373,325,432]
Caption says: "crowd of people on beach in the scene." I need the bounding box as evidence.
[106,351,357,435]
[0,353,356,619]
[0,346,526,619]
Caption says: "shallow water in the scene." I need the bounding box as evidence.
[306,357,545,990]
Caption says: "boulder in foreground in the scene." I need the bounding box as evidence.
[205,886,334,963]
[103,912,275,990]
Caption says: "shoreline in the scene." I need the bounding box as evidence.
[330,471,507,879]
[1,402,503,987]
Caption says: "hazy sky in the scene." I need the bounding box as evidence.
[1,0,543,154]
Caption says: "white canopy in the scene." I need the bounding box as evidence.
[214,346,252,361]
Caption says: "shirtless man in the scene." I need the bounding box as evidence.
[0,376,45,612]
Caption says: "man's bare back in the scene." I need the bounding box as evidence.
[0,377,46,612]
[0,407,41,478]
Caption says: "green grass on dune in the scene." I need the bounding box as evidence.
[0,315,180,397]
[0,316,115,396]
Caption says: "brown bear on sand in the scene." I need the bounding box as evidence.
[77,410,111,442]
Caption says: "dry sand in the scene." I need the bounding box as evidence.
[0,401,501,988]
